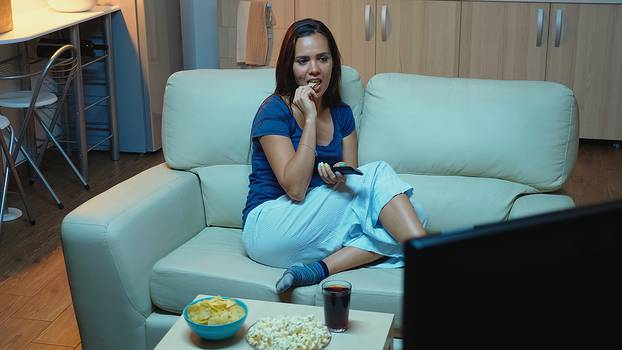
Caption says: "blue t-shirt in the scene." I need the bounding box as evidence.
[242,94,356,224]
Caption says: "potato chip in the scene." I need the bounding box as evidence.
[187,296,245,325]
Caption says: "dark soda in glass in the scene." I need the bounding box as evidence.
[322,280,352,332]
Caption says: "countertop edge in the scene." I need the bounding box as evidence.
[0,5,121,45]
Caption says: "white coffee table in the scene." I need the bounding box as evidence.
[154,295,394,349]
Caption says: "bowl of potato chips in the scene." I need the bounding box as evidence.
[183,296,248,340]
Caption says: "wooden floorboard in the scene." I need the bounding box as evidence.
[563,141,622,206]
[23,343,74,350]
[0,249,65,297]
[33,305,81,348]
[0,149,164,350]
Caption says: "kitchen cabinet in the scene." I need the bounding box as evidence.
[459,1,549,80]
[218,0,622,140]
[293,0,460,82]
[546,4,622,140]
[376,0,461,78]
[269,0,296,66]
[221,0,459,83]
[294,0,375,83]
[445,1,622,140]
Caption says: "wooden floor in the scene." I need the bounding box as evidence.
[1,149,164,350]
[0,141,621,350]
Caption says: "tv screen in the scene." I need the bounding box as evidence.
[403,199,622,349]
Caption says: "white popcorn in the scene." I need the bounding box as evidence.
[247,315,331,350]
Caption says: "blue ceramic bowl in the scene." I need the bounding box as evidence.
[183,297,248,340]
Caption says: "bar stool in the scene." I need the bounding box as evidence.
[0,45,89,228]
[1,113,36,231]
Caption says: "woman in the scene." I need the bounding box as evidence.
[242,19,428,294]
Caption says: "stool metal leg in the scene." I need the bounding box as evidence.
[7,127,63,209]
[1,129,17,223]
[1,151,10,223]
[34,86,72,167]
[0,134,35,226]
[62,101,72,155]
[20,144,63,209]
[69,25,89,180]
[34,111,89,189]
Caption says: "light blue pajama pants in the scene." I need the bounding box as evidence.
[242,161,428,269]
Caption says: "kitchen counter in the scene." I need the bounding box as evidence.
[0,3,121,179]
[0,4,119,44]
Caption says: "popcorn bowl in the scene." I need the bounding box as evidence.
[246,315,332,350]
[183,296,248,341]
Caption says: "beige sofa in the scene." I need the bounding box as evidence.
[61,66,578,350]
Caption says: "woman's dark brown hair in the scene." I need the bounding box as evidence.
[274,18,343,108]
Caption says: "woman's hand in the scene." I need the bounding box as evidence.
[292,85,318,120]
[318,161,346,186]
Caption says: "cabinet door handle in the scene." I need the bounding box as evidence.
[555,8,563,47]
[536,8,544,47]
[365,4,372,41]
[381,4,388,42]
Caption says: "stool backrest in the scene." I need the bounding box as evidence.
[12,44,80,159]
[28,44,80,114]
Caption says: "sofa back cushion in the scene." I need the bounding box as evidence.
[163,66,364,227]
[192,165,536,231]
[399,174,534,232]
[359,74,578,191]
[162,66,364,170]
[192,165,250,228]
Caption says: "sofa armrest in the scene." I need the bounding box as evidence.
[508,193,575,220]
[61,163,206,350]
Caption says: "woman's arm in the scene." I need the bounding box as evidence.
[341,131,358,168]
[260,126,316,201]
[260,87,319,201]
[318,131,359,185]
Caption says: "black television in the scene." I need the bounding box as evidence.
[403,199,622,349]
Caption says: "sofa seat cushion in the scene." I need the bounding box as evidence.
[399,174,535,232]
[508,193,575,219]
[150,226,316,313]
[151,227,408,334]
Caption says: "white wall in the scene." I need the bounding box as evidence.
[179,0,219,69]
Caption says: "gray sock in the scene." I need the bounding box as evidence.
[275,261,329,294]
